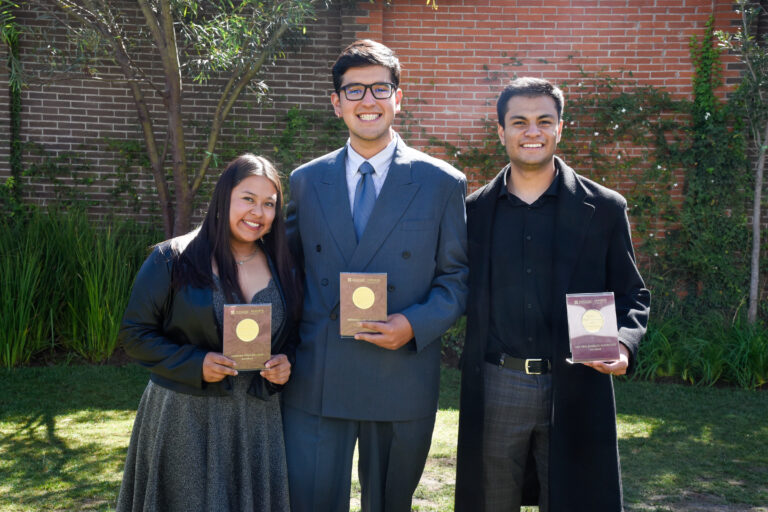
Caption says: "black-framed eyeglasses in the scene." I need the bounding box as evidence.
[338,82,396,101]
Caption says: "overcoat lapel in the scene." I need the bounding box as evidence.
[471,166,508,328]
[348,141,420,271]
[313,148,357,266]
[550,159,595,332]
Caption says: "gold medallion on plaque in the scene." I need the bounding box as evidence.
[352,286,375,310]
[235,318,260,342]
[581,309,604,333]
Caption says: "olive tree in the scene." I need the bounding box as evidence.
[36,0,326,236]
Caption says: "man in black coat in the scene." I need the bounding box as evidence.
[454,77,650,511]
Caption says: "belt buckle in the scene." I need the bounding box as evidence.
[525,358,544,375]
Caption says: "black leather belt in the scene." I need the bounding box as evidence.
[485,353,551,375]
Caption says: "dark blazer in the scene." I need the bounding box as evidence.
[120,232,299,399]
[455,158,651,511]
[282,136,469,421]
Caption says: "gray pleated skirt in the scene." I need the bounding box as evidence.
[115,375,289,512]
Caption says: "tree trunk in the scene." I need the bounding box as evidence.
[748,121,767,324]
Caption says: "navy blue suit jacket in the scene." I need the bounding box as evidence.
[283,137,469,421]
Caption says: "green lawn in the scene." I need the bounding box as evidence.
[1,365,766,511]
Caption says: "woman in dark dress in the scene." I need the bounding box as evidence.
[116,154,302,512]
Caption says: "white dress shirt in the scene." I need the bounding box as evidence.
[345,136,398,215]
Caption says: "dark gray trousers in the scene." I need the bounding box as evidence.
[482,362,552,511]
[283,404,435,512]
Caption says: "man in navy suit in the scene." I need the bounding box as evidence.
[283,39,468,512]
[455,77,650,511]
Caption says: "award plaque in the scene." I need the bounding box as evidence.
[339,272,387,337]
[222,304,271,370]
[565,292,620,363]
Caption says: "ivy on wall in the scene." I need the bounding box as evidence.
[409,15,757,321]
[14,106,347,220]
[1,0,22,211]
[659,15,751,316]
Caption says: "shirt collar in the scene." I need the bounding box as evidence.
[499,160,561,199]
[346,134,398,175]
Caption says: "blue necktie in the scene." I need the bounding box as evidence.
[353,161,376,241]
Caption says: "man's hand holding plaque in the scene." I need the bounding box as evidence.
[565,292,621,365]
[222,304,271,370]
[340,272,387,337]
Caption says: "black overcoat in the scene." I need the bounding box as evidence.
[455,158,651,511]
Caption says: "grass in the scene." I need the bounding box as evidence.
[1,366,766,511]
[616,380,768,511]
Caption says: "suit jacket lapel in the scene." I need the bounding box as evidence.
[348,140,420,270]
[314,148,357,266]
[551,158,595,329]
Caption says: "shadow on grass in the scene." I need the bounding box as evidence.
[0,365,147,510]
[0,364,148,415]
[1,418,126,508]
[615,379,768,509]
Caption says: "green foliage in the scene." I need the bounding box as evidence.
[209,105,347,197]
[635,314,768,389]
[440,315,465,368]
[21,142,98,209]
[2,0,22,206]
[0,209,159,366]
[716,1,768,324]
[267,106,348,175]
[19,140,154,215]
[103,137,153,213]
[558,72,689,258]
[0,215,45,367]
[31,0,337,235]
[56,213,155,362]
[656,15,751,315]
[722,3,768,138]
[177,0,321,83]
[422,70,690,268]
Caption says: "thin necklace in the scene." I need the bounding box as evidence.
[236,248,259,265]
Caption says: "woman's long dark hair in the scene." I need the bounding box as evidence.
[172,154,302,321]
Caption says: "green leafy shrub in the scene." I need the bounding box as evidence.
[441,316,466,368]
[635,314,768,389]
[56,212,157,361]
[0,214,46,367]
[0,209,158,366]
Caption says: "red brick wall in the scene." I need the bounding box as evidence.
[351,0,741,190]
[346,0,746,254]
[0,0,743,230]
[4,2,361,223]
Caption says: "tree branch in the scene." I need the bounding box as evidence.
[191,20,292,194]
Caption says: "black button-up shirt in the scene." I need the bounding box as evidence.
[486,166,559,359]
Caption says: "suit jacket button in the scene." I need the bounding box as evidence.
[321,278,329,286]
[402,251,411,259]
[330,312,338,320]
[388,284,395,292]
[316,244,322,252]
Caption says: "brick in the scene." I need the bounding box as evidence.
[9,0,745,237]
